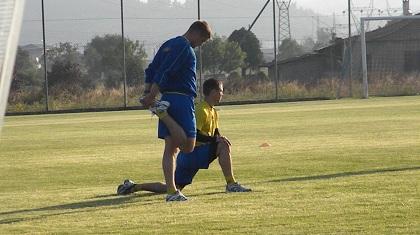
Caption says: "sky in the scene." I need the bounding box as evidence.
[167,0,420,15]
[295,0,420,15]
[19,0,420,50]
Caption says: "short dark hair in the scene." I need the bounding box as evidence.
[187,20,212,39]
[203,78,222,96]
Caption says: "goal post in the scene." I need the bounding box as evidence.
[360,15,420,99]
[0,0,25,133]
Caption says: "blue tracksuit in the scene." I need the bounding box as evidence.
[145,36,198,139]
[144,36,197,97]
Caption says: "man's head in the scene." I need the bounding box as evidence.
[203,78,223,106]
[185,20,212,48]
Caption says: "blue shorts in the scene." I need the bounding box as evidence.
[158,93,196,139]
[175,143,218,187]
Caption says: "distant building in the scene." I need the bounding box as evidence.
[266,14,420,85]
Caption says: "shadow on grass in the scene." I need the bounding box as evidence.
[187,191,226,197]
[0,192,161,224]
[267,166,420,183]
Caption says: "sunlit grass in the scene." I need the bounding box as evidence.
[1,96,419,234]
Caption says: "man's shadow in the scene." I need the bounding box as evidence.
[0,192,160,225]
[265,166,420,183]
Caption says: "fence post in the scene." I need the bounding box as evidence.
[121,0,128,107]
[41,0,49,111]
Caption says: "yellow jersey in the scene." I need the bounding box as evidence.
[195,100,219,145]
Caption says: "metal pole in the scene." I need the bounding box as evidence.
[121,0,128,107]
[198,0,201,19]
[198,0,203,100]
[348,0,353,97]
[272,0,278,100]
[41,0,49,111]
[248,0,270,31]
[361,18,368,99]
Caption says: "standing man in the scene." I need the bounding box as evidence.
[118,79,251,198]
[139,21,212,201]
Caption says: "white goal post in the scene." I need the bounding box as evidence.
[360,15,420,98]
[0,0,25,133]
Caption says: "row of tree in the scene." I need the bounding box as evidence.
[12,35,148,95]
[12,27,330,96]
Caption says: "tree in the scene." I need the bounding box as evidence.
[278,38,304,60]
[314,28,332,49]
[301,37,316,53]
[11,47,42,92]
[201,36,224,74]
[200,36,245,75]
[84,34,147,88]
[48,60,84,95]
[46,42,82,65]
[228,27,263,75]
[45,42,86,94]
[221,41,245,74]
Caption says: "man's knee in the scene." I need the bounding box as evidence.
[164,138,180,155]
[180,144,195,153]
[217,141,231,155]
[180,138,196,153]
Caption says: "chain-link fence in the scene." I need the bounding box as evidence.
[7,0,420,114]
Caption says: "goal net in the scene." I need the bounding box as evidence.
[360,15,420,98]
[0,0,25,133]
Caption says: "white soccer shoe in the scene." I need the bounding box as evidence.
[166,190,188,202]
[142,100,170,119]
[226,182,252,193]
[117,179,136,195]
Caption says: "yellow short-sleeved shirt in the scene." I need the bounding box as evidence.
[195,100,219,145]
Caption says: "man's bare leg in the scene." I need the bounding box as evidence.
[216,141,236,184]
[216,141,252,192]
[125,182,186,194]
[141,83,195,152]
[132,182,167,194]
[159,115,195,153]
[162,137,179,194]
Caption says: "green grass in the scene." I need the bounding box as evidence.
[1,96,419,234]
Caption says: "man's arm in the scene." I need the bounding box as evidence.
[214,113,231,146]
[140,83,160,108]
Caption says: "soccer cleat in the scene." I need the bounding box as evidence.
[139,96,146,106]
[165,190,188,202]
[226,182,252,193]
[117,179,136,195]
[149,100,170,118]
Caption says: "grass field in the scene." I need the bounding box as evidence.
[1,96,419,234]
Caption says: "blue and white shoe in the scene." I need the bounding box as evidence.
[226,182,252,193]
[149,100,170,117]
[117,179,136,195]
[165,190,188,202]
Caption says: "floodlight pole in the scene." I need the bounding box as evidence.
[272,0,278,100]
[248,0,277,100]
[198,0,201,19]
[120,0,128,108]
[41,0,49,111]
[248,0,270,31]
